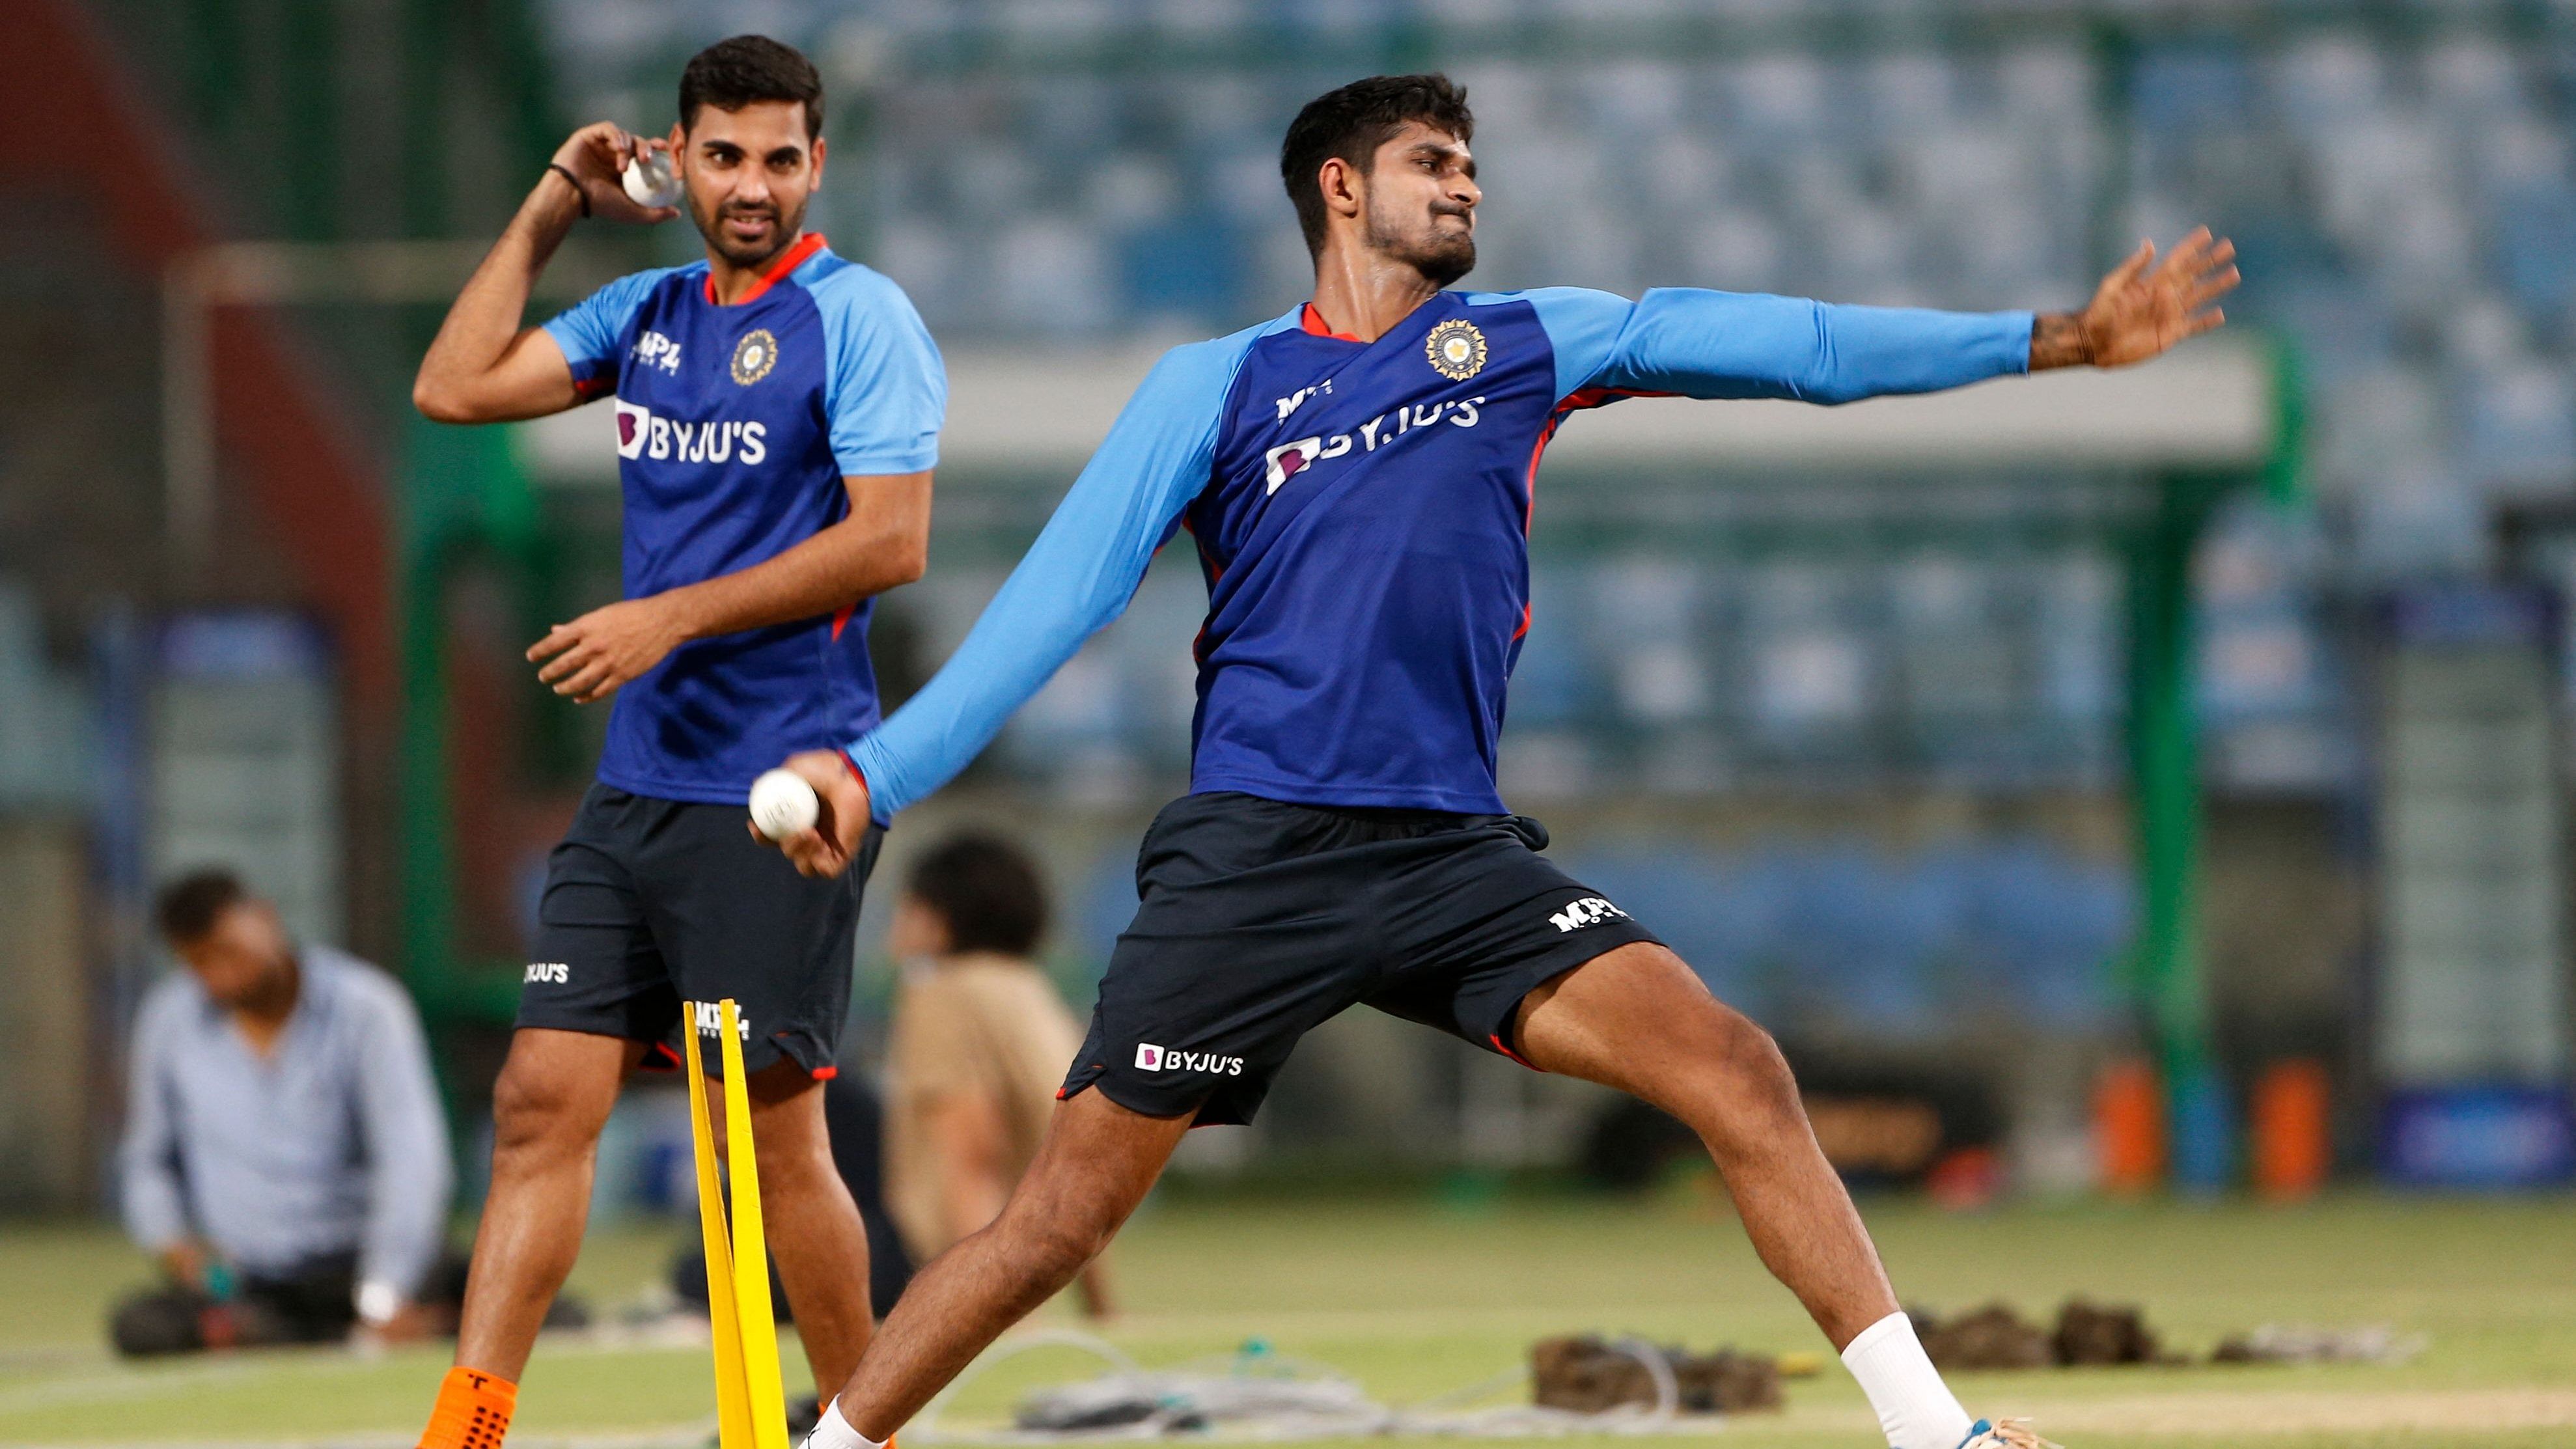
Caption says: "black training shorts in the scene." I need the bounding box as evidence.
[1060,792,1661,1125]
[517,784,884,1078]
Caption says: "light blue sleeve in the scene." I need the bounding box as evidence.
[815,266,947,475]
[846,328,1269,820]
[345,963,452,1299]
[1495,286,2034,406]
[117,985,191,1254]
[540,267,677,387]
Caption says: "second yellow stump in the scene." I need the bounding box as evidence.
[682,998,792,1449]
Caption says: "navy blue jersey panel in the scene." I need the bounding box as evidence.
[1182,296,1562,814]
[540,240,945,804]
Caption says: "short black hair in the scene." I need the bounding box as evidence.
[156,868,249,945]
[1279,74,1475,256]
[679,35,825,138]
[905,833,1049,958]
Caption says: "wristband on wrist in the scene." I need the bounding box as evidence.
[546,163,590,218]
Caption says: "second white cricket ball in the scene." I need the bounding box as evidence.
[749,769,820,840]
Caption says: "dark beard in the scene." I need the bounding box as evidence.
[1368,208,1477,288]
[692,195,806,269]
[1405,230,1477,288]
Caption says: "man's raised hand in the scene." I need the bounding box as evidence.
[2032,227,2240,370]
[751,750,873,879]
[551,121,681,226]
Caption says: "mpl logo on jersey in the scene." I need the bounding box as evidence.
[613,398,768,465]
[1134,1043,1246,1076]
[1548,897,1631,933]
[633,331,682,374]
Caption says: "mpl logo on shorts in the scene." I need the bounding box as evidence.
[1134,1043,1247,1077]
[691,1001,753,1041]
[1548,897,1630,933]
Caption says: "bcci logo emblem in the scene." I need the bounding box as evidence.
[730,328,779,386]
[1425,319,1486,381]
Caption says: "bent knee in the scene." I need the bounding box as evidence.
[996,1193,1122,1276]
[1662,1003,1801,1122]
[492,1062,612,1150]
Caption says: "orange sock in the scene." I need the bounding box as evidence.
[419,1366,517,1449]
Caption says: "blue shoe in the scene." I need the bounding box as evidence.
[1956,1418,2057,1449]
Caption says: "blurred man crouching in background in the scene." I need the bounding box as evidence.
[112,869,468,1355]
[883,835,1115,1320]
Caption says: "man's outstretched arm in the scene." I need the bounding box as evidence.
[767,335,1260,876]
[1514,227,2237,406]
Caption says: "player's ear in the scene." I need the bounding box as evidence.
[810,133,826,186]
[666,122,686,165]
[1318,156,1363,223]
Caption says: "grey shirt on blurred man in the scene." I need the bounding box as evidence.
[119,945,452,1298]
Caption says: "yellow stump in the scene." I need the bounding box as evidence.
[684,999,792,1449]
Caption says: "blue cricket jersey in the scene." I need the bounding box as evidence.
[543,234,945,804]
[846,287,2030,820]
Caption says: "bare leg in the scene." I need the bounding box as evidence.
[834,1090,1191,1439]
[454,1028,642,1379]
[704,1058,876,1395]
[1513,943,1899,1349]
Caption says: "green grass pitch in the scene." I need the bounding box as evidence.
[1,1189,2571,1448]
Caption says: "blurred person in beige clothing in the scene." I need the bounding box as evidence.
[883,834,1114,1319]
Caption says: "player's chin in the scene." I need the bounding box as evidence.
[1412,234,1477,288]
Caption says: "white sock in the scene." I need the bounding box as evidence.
[1840,1312,1975,1449]
[802,1399,885,1449]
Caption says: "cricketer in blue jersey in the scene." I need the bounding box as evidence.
[777,77,2236,1449]
[410,38,924,1441]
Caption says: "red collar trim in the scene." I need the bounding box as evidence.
[704,232,828,306]
[1299,302,1364,342]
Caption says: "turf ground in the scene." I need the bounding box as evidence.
[3,1188,2571,1448]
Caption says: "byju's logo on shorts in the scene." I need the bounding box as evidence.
[1548,897,1630,933]
[524,962,569,984]
[1134,1043,1246,1076]
[692,1002,753,1041]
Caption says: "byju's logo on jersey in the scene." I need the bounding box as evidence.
[633,331,682,374]
[1133,1043,1246,1076]
[1547,897,1630,933]
[1425,319,1488,380]
[731,328,779,386]
[523,962,568,984]
[1262,394,1487,494]
[614,398,768,465]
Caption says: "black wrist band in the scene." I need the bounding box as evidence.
[547,163,589,218]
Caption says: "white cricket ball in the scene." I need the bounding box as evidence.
[622,149,682,210]
[749,768,820,840]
